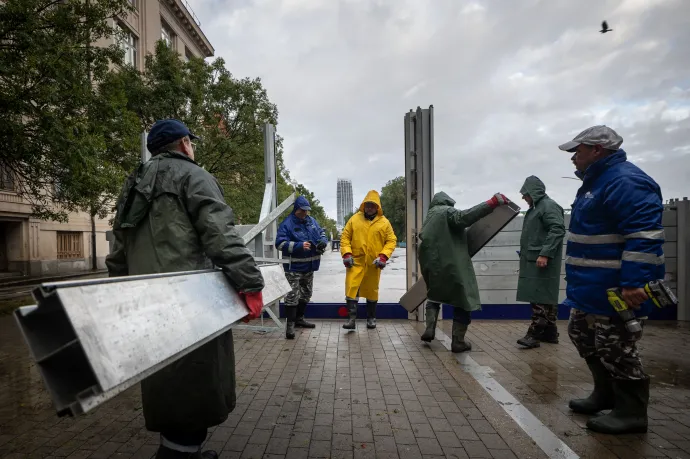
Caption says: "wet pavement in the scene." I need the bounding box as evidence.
[2,311,690,459]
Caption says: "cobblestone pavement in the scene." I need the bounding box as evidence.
[2,315,690,459]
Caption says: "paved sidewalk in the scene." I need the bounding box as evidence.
[2,315,690,458]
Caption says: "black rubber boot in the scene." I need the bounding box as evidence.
[343,300,357,330]
[517,334,540,348]
[569,356,615,414]
[285,306,296,340]
[421,303,440,342]
[156,446,218,459]
[295,301,315,328]
[537,325,559,344]
[586,378,649,434]
[366,301,377,329]
[451,320,472,353]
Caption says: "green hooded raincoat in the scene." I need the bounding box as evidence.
[516,176,565,305]
[105,151,264,433]
[418,192,494,312]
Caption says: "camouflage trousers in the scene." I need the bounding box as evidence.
[527,303,558,335]
[567,308,648,380]
[284,271,314,306]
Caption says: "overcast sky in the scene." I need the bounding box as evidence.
[187,0,689,220]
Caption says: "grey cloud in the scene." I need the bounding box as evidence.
[188,0,690,219]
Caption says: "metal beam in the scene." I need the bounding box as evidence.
[263,124,279,258]
[254,184,274,258]
[140,131,151,163]
[676,198,690,320]
[404,106,434,321]
[242,193,295,245]
[14,264,291,417]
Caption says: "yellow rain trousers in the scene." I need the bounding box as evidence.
[340,190,397,301]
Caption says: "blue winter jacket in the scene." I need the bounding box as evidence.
[564,149,665,317]
[275,196,328,273]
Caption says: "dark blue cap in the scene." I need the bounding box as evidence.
[293,195,311,212]
[146,119,200,153]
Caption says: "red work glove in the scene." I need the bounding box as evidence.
[343,253,354,268]
[373,254,388,269]
[239,290,264,322]
[486,193,510,209]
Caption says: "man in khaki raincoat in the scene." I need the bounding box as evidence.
[516,176,565,349]
[106,119,265,459]
[418,191,510,352]
[340,190,397,330]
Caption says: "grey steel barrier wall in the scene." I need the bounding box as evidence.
[472,208,678,305]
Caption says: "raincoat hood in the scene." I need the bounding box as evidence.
[520,176,546,204]
[359,190,383,216]
[292,195,311,214]
[430,192,455,208]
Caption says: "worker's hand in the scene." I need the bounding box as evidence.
[239,290,264,322]
[343,253,354,268]
[303,241,312,251]
[316,241,327,254]
[536,256,549,268]
[373,254,388,269]
[486,193,510,209]
[621,287,648,310]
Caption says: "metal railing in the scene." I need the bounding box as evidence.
[180,0,201,27]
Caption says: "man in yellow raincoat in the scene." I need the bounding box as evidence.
[340,190,397,330]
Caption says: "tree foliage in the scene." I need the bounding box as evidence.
[1,0,335,227]
[105,41,280,223]
[275,153,337,240]
[380,176,406,242]
[0,0,139,221]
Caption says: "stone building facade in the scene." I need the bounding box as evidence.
[0,0,214,277]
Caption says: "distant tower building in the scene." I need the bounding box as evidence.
[337,178,354,227]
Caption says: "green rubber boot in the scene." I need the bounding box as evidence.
[421,303,440,342]
[451,321,472,353]
[285,306,296,340]
[343,300,357,330]
[366,301,377,329]
[586,378,649,434]
[569,356,615,414]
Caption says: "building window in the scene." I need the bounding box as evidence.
[117,23,138,68]
[185,46,194,62]
[0,166,15,191]
[161,20,176,49]
[57,232,84,259]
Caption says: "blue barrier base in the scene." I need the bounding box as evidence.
[262,303,677,320]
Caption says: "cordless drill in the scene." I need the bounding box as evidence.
[606,280,678,333]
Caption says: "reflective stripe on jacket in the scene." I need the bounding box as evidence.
[564,149,665,316]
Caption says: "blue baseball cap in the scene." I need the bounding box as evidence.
[147,119,200,153]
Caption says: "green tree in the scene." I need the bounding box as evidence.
[380,176,406,242]
[0,0,139,221]
[106,41,279,223]
[274,152,337,239]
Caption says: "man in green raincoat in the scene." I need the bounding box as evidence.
[516,176,566,349]
[106,119,265,459]
[419,191,511,352]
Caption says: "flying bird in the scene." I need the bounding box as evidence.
[600,20,613,33]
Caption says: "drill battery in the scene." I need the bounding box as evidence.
[606,279,677,333]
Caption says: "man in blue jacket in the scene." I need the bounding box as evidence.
[559,125,665,435]
[276,196,328,339]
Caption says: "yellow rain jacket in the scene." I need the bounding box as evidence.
[340,190,397,301]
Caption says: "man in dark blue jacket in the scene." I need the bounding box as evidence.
[276,196,329,339]
[559,125,665,435]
